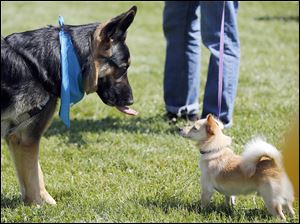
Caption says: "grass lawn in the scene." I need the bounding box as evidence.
[1,1,299,223]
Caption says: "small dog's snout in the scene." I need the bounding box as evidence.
[178,127,186,136]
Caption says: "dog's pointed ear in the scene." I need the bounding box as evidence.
[99,15,123,41]
[117,6,137,35]
[206,114,218,135]
[99,6,137,41]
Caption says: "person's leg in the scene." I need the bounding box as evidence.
[163,1,201,118]
[200,1,240,127]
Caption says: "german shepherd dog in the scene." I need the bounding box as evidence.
[1,6,137,205]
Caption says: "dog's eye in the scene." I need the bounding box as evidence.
[119,63,129,71]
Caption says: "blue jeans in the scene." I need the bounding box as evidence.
[163,1,240,127]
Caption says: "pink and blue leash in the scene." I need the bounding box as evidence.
[217,1,225,119]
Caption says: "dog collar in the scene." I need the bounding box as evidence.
[58,16,84,127]
[200,150,212,154]
[200,148,221,155]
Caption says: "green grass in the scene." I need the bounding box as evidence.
[1,1,299,223]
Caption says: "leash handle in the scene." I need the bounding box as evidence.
[217,1,225,118]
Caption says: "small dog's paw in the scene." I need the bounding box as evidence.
[231,196,236,206]
[225,195,236,207]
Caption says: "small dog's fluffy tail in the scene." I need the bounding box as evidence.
[241,137,283,177]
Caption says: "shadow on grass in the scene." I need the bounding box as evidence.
[1,193,22,209]
[139,196,271,220]
[139,197,202,214]
[44,115,179,145]
[255,15,299,22]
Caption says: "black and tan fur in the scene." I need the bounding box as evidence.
[1,6,137,205]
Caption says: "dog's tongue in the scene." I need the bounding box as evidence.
[116,106,138,116]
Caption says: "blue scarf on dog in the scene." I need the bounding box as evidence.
[58,16,84,127]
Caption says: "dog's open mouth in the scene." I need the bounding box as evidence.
[116,106,138,116]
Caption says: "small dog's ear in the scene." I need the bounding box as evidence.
[206,114,218,135]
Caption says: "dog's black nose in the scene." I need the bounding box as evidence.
[127,99,134,105]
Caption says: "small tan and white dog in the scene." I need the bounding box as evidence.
[179,114,294,220]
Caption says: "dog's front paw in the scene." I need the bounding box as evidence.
[200,191,213,209]
[41,190,56,205]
